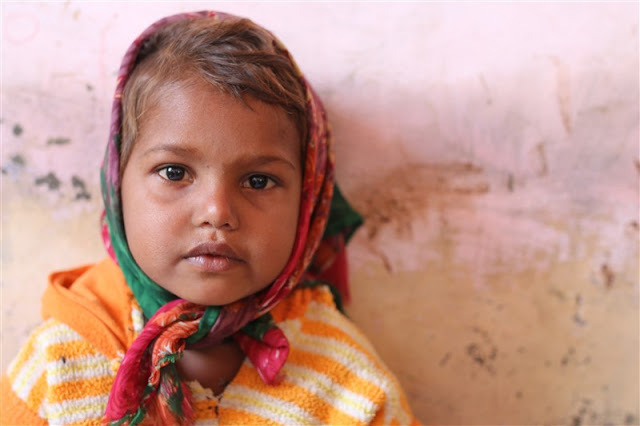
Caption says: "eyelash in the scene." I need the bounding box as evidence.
[157,165,189,182]
[156,165,277,190]
[242,174,277,190]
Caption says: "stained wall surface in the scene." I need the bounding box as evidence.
[1,3,638,425]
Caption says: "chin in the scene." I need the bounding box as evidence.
[179,291,246,307]
[165,277,247,306]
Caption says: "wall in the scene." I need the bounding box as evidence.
[2,3,638,424]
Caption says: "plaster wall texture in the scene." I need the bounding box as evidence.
[1,3,638,425]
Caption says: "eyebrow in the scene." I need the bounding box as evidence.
[143,144,199,156]
[247,154,298,171]
[143,144,298,171]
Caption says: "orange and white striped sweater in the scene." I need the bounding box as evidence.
[1,259,417,425]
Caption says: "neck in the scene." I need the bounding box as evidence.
[176,339,245,395]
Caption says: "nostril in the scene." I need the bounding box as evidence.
[193,195,239,230]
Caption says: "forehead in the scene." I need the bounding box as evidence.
[135,79,302,163]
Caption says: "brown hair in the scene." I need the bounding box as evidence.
[120,16,308,175]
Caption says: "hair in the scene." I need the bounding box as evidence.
[119,16,308,175]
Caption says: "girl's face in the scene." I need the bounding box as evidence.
[121,79,302,306]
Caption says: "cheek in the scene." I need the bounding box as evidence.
[121,176,165,255]
[259,194,300,266]
[122,201,176,279]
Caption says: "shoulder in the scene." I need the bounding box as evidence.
[3,318,114,425]
[271,285,389,364]
[222,285,417,425]
[269,283,338,323]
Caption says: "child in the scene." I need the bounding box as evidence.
[1,11,417,425]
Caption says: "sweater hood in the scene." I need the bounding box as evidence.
[41,258,139,361]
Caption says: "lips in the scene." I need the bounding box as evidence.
[184,241,243,273]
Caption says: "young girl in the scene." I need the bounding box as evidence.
[1,11,417,425]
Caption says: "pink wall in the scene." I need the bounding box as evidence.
[2,3,638,424]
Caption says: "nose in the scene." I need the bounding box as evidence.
[192,182,239,230]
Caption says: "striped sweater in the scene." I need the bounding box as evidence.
[1,259,417,425]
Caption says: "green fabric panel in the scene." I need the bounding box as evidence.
[241,313,276,340]
[185,307,220,344]
[323,184,363,242]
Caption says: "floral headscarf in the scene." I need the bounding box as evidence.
[100,11,362,425]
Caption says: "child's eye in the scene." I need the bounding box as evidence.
[157,165,188,181]
[243,174,276,190]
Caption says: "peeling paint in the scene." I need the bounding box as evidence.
[10,154,25,166]
[2,154,26,178]
[466,327,498,375]
[601,263,615,288]
[13,123,23,136]
[534,143,548,176]
[507,173,514,192]
[551,56,573,134]
[71,175,91,200]
[47,137,71,145]
[34,172,61,190]
[351,162,489,241]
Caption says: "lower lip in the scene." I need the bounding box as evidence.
[184,255,238,273]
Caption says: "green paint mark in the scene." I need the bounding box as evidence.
[13,124,23,136]
[35,172,61,190]
[10,155,25,166]
[47,137,71,145]
[71,175,91,200]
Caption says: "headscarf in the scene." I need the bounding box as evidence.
[100,11,362,425]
